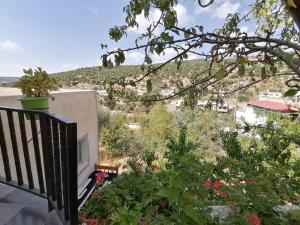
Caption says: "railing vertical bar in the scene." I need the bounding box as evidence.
[52,120,63,210]
[18,111,34,189]
[29,113,45,193]
[67,123,78,225]
[39,114,54,211]
[46,118,57,201]
[0,112,11,182]
[7,110,23,186]
[60,124,70,221]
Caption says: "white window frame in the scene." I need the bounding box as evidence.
[77,134,90,174]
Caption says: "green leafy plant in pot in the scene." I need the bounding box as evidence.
[16,67,59,112]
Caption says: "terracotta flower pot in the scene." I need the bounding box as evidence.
[81,218,107,225]
[81,218,98,225]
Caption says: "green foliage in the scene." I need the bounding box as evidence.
[138,103,175,152]
[16,67,59,98]
[174,109,235,159]
[101,114,142,158]
[83,116,300,224]
[288,210,300,225]
[142,150,157,166]
[165,127,196,167]
[98,107,111,133]
[183,89,199,109]
[104,87,117,110]
[284,89,298,97]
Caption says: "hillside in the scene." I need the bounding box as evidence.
[0,77,19,84]
[52,59,291,99]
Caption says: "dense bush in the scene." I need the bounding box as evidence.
[101,113,145,158]
[82,118,300,225]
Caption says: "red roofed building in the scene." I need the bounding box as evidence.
[236,99,299,125]
[247,100,298,113]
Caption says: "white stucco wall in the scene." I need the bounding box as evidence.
[236,105,267,125]
[0,88,99,188]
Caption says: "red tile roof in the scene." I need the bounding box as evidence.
[247,100,298,113]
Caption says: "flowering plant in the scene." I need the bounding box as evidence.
[82,123,300,224]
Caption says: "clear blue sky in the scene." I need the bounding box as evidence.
[0,0,252,77]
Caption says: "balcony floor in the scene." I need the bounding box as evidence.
[0,183,63,225]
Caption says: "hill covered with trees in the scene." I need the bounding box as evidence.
[53,59,291,101]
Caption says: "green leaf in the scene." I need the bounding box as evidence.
[161,32,173,42]
[238,56,247,64]
[177,60,182,70]
[145,55,152,64]
[156,189,179,205]
[216,64,225,80]
[146,79,152,93]
[183,206,205,225]
[284,89,298,97]
[238,64,245,76]
[199,26,204,33]
[184,31,191,39]
[261,66,267,79]
[155,43,164,55]
[163,10,177,28]
[270,66,277,75]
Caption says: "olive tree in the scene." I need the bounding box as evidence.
[100,0,300,101]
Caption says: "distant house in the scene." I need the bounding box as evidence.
[258,91,283,102]
[96,90,108,97]
[236,99,299,125]
[137,89,146,96]
[197,100,230,113]
[127,123,140,130]
[160,86,176,97]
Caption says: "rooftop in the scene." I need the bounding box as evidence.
[247,99,298,113]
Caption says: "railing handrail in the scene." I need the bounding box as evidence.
[0,106,76,125]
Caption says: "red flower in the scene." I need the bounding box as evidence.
[213,181,221,189]
[96,171,107,182]
[205,179,212,188]
[245,212,261,225]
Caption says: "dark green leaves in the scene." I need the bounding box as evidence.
[145,54,152,64]
[284,89,298,97]
[261,66,267,79]
[156,189,179,205]
[163,9,177,28]
[146,79,152,93]
[114,51,125,66]
[216,63,226,80]
[160,32,174,42]
[238,64,246,76]
[237,56,247,76]
[109,26,126,42]
[270,65,277,75]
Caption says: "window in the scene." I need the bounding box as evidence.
[77,134,89,173]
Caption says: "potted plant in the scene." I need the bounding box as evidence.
[16,67,59,111]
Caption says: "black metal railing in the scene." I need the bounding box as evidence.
[0,107,78,225]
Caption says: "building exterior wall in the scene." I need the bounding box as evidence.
[236,105,267,125]
[0,88,99,188]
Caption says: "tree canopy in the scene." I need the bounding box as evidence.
[100,0,300,101]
